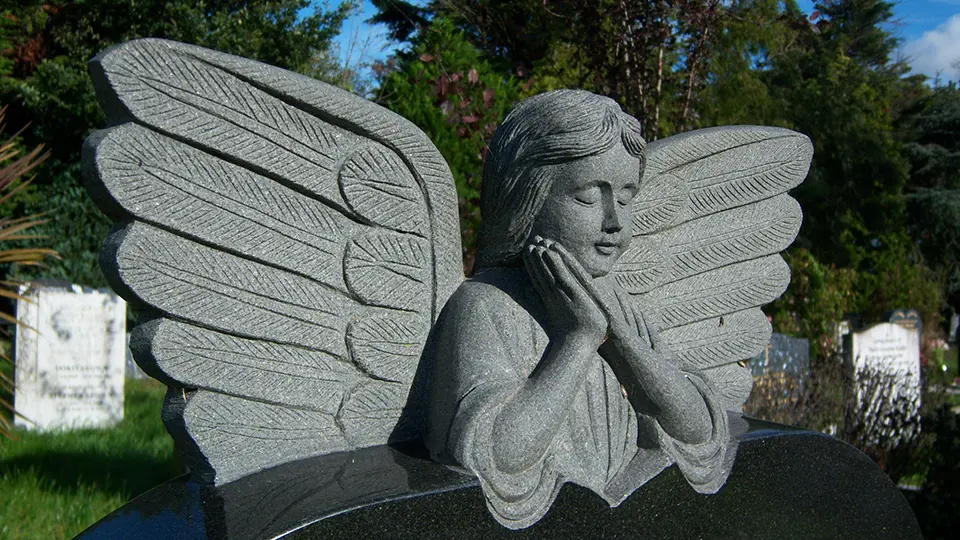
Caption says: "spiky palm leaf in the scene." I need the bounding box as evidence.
[0,106,57,439]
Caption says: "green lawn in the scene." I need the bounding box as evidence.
[0,379,177,540]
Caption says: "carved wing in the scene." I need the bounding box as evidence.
[83,39,463,484]
[612,126,812,411]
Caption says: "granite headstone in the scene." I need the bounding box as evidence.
[78,37,920,534]
[748,332,810,377]
[886,308,922,333]
[77,419,922,539]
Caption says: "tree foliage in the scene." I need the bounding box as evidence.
[375,18,526,272]
[0,0,352,286]
[899,85,960,308]
[372,0,947,326]
[423,0,729,140]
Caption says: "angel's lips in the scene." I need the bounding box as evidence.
[595,242,620,255]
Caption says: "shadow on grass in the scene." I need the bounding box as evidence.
[0,448,180,500]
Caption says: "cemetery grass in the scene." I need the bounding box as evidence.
[0,378,178,539]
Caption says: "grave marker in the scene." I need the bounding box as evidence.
[748,333,810,377]
[850,322,921,446]
[14,282,127,430]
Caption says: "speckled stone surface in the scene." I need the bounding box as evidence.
[84,37,464,486]
[82,39,813,529]
[85,37,816,527]
[77,419,920,539]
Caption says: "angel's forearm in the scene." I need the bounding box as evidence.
[492,332,596,474]
[601,337,712,444]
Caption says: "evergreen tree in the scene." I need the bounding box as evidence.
[899,84,960,311]
[765,1,911,269]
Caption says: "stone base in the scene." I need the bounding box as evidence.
[77,418,920,539]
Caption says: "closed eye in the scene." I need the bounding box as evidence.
[574,187,601,205]
[617,186,639,206]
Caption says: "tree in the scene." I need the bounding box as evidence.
[375,17,525,271]
[0,0,352,286]
[898,84,960,312]
[760,1,912,270]
[423,0,728,140]
[697,0,804,127]
[369,0,429,43]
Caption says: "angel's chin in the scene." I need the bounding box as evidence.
[583,259,615,279]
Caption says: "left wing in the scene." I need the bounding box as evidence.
[84,39,464,484]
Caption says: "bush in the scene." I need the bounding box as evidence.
[912,405,960,539]
[766,248,858,359]
[375,18,526,273]
[0,106,56,438]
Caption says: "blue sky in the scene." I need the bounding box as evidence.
[327,1,960,82]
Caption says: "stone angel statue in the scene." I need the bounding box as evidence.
[84,40,811,529]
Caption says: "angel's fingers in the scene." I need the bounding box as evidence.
[530,246,568,308]
[524,245,552,299]
[551,243,593,287]
[552,244,610,310]
[635,309,660,349]
[542,250,584,304]
[614,286,639,332]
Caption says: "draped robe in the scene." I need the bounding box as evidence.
[426,268,736,529]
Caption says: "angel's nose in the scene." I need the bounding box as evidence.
[601,190,621,232]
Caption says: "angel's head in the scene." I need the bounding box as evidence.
[477,90,645,277]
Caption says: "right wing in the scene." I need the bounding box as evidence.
[613,126,812,411]
[83,39,463,484]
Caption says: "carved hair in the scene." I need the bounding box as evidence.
[476,89,646,269]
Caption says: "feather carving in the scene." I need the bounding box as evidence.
[346,314,427,383]
[87,39,464,485]
[339,145,428,235]
[617,125,812,412]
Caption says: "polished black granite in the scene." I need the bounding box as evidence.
[76,418,921,539]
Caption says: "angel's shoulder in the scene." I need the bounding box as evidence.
[440,268,531,326]
[445,278,515,316]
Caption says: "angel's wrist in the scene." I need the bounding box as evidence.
[608,333,647,359]
[562,329,603,351]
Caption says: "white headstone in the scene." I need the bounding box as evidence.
[14,283,127,430]
[850,322,921,446]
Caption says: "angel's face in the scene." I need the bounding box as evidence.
[529,143,640,278]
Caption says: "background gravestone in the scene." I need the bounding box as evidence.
[748,333,810,377]
[886,308,922,333]
[124,334,149,380]
[850,322,921,446]
[14,282,127,430]
[746,333,811,421]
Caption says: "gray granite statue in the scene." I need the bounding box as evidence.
[83,39,812,529]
